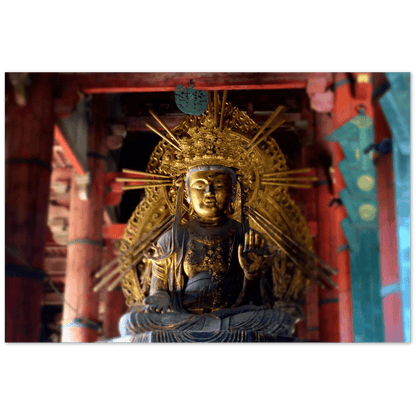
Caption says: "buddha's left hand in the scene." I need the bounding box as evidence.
[238,229,272,280]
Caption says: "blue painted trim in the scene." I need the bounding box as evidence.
[62,318,101,331]
[6,158,52,172]
[314,179,330,187]
[337,244,350,253]
[379,72,410,342]
[333,78,351,89]
[379,96,410,154]
[5,264,46,282]
[67,238,104,247]
[372,81,390,101]
[380,283,401,298]
[87,151,107,161]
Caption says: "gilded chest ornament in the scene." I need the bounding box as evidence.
[184,233,234,282]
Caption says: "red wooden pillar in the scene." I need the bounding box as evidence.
[5,73,55,342]
[292,93,321,341]
[328,73,355,342]
[314,111,342,342]
[373,97,403,342]
[102,241,127,339]
[61,96,107,342]
[300,97,320,342]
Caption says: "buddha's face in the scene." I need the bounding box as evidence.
[188,169,233,221]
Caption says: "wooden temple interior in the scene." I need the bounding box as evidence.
[4,72,410,342]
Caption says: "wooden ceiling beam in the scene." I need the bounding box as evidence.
[42,292,64,306]
[44,256,67,275]
[116,112,302,131]
[57,72,333,94]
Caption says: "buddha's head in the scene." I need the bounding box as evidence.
[185,165,236,222]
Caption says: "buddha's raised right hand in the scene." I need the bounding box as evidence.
[144,290,171,313]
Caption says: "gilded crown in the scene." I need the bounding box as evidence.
[160,114,252,176]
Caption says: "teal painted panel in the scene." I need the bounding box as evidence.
[385,73,410,137]
[326,120,357,143]
[325,113,384,342]
[341,217,359,253]
[349,227,384,342]
[339,188,360,223]
[338,167,376,203]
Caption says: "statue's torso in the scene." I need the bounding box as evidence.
[180,218,244,313]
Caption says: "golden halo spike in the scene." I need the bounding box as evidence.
[246,105,284,150]
[248,205,336,275]
[249,205,338,278]
[93,260,125,292]
[145,122,181,151]
[261,181,312,189]
[148,110,181,147]
[104,216,176,292]
[219,90,228,131]
[95,214,174,280]
[120,169,171,179]
[95,238,142,279]
[262,168,313,177]
[248,117,286,151]
[122,183,173,191]
[248,210,326,288]
[106,253,145,292]
[116,178,173,183]
[248,212,325,289]
[94,223,158,279]
[260,176,318,182]
[93,216,174,291]
[207,91,212,113]
[213,91,219,125]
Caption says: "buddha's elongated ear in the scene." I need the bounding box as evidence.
[225,201,235,216]
[184,185,191,203]
[173,181,185,247]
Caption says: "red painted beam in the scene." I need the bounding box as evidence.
[57,72,333,95]
[103,171,171,207]
[104,171,161,207]
[103,224,126,239]
[47,276,66,284]
[54,125,86,175]
[331,73,355,343]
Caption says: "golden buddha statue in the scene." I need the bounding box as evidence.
[121,163,295,339]
[94,92,337,342]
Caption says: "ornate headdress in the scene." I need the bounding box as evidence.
[94,92,337,307]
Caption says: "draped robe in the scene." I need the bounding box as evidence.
[119,219,295,337]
